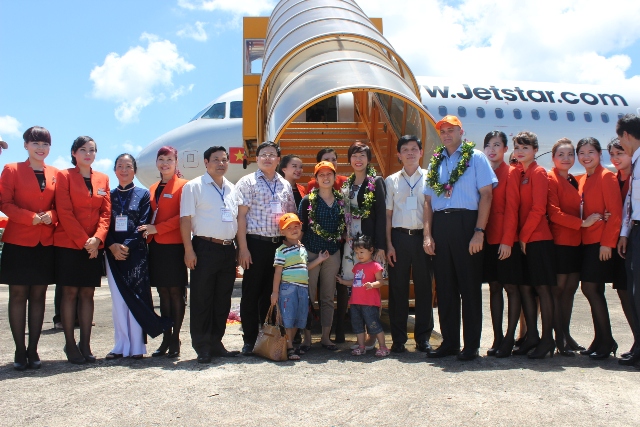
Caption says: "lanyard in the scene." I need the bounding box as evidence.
[402,171,422,196]
[212,182,225,203]
[117,187,134,215]
[261,176,278,200]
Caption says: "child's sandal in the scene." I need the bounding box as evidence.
[287,348,300,361]
[351,346,366,356]
[375,346,390,357]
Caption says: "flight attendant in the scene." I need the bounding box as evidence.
[577,137,621,359]
[54,136,111,364]
[481,131,522,358]
[138,146,189,358]
[0,126,58,370]
[278,154,306,208]
[512,131,557,359]
[547,138,603,355]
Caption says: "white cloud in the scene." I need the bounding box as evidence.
[177,21,208,42]
[358,0,640,85]
[123,142,143,154]
[90,33,195,123]
[0,115,22,138]
[177,0,276,15]
[52,155,73,170]
[93,158,113,172]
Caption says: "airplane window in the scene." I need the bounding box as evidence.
[513,109,522,119]
[201,102,226,119]
[549,110,558,121]
[601,113,609,123]
[567,111,575,122]
[476,107,485,118]
[495,108,504,119]
[531,109,540,120]
[438,106,447,117]
[190,107,208,122]
[458,106,467,117]
[230,101,243,119]
[618,113,624,120]
[584,112,592,123]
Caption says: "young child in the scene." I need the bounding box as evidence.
[271,213,328,360]
[336,235,389,357]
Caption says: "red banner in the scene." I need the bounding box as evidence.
[229,147,245,164]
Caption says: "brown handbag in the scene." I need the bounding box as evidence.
[253,304,288,361]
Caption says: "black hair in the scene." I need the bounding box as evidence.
[576,137,602,154]
[397,135,422,152]
[616,114,640,140]
[513,131,538,150]
[316,148,337,163]
[256,141,281,157]
[607,137,624,154]
[551,138,574,157]
[204,146,227,161]
[347,141,371,162]
[70,136,97,166]
[114,153,137,173]
[23,126,51,145]
[483,131,507,148]
[277,154,301,177]
[352,234,375,252]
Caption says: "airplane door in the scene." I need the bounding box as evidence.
[183,150,199,169]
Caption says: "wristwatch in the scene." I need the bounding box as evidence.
[474,227,485,233]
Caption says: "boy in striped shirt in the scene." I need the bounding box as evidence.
[271,213,328,360]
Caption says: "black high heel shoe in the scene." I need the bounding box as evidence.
[555,340,576,357]
[487,338,503,357]
[26,348,42,369]
[589,341,618,360]
[14,349,28,371]
[579,341,598,356]
[152,335,171,357]
[566,335,586,352]
[64,344,87,365]
[78,342,96,363]
[528,340,556,359]
[514,334,527,347]
[495,336,515,358]
[167,339,181,359]
[512,338,540,356]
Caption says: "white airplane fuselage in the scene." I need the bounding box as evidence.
[136,80,640,188]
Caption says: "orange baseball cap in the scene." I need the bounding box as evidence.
[435,115,463,131]
[314,160,336,175]
[279,212,301,230]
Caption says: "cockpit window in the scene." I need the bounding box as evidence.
[230,101,243,119]
[201,102,226,119]
[190,107,209,122]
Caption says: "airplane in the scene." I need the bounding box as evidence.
[136,78,640,188]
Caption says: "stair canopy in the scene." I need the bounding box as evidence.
[258,0,436,146]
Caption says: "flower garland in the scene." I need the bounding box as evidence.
[343,165,377,220]
[426,140,475,196]
[307,188,346,242]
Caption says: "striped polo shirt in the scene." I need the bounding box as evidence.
[273,243,309,287]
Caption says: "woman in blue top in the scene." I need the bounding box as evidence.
[105,153,171,359]
[298,161,346,351]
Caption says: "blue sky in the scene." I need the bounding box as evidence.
[1,0,639,186]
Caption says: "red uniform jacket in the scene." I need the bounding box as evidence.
[518,161,553,243]
[306,175,348,193]
[547,168,582,246]
[147,175,188,245]
[54,167,111,250]
[486,162,519,245]
[1,160,58,246]
[578,164,622,248]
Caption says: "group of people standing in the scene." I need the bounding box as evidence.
[3,113,640,369]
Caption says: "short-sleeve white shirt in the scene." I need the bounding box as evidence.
[385,167,426,229]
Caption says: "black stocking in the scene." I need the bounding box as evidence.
[156,288,172,349]
[488,281,504,348]
[503,284,521,342]
[169,287,185,347]
[535,285,554,344]
[617,290,637,344]
[8,285,29,360]
[559,272,581,348]
[61,286,82,359]
[518,285,540,346]
[26,285,48,356]
[77,287,95,355]
[581,282,614,352]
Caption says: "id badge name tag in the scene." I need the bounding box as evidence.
[270,201,283,214]
[115,215,128,232]
[221,208,233,222]
[406,196,418,210]
[150,209,158,225]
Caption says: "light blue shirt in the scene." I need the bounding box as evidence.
[423,145,498,211]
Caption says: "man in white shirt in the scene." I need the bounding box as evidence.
[386,135,434,353]
[180,146,240,363]
[617,114,640,368]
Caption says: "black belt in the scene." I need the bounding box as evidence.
[436,208,469,214]
[633,220,640,226]
[392,227,423,236]
[247,234,283,243]
[196,236,234,245]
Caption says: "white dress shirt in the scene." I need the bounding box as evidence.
[621,148,640,237]
[385,167,426,229]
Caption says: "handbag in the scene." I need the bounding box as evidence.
[253,304,288,361]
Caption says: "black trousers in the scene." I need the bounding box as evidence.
[432,210,483,350]
[189,237,237,355]
[624,225,640,348]
[388,229,434,345]
[240,237,281,346]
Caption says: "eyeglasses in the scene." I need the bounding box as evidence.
[349,184,360,199]
[259,153,278,160]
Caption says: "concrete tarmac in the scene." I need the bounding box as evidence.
[0,280,638,426]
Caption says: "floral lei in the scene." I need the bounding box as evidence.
[307,188,346,242]
[343,165,377,220]
[426,140,475,196]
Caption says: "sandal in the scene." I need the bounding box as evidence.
[299,345,312,353]
[287,348,300,361]
[351,343,376,351]
[375,346,390,357]
[351,346,366,356]
[321,343,338,351]
[105,352,123,360]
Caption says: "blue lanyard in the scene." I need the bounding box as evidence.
[261,176,278,200]
[212,182,225,203]
[117,187,133,216]
[402,171,422,196]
